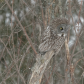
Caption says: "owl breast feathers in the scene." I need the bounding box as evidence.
[39,18,69,53]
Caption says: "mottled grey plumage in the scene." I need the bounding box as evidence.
[39,18,69,53]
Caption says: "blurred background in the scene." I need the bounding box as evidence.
[0,0,84,84]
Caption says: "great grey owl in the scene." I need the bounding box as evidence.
[39,18,69,53]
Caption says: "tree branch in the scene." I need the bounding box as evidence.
[29,50,54,84]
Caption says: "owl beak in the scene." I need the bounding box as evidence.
[61,34,64,37]
[61,33,67,38]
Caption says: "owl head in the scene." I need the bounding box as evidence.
[50,18,70,37]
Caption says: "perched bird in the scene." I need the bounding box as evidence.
[38,18,69,54]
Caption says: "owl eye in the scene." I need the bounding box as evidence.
[60,27,63,30]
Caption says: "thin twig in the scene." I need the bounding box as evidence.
[5,0,37,54]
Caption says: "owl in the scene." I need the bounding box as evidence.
[38,18,69,53]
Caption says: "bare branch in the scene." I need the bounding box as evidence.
[5,0,37,54]
[29,50,54,84]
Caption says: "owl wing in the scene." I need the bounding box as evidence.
[39,37,53,52]
[39,35,65,53]
[41,26,50,42]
